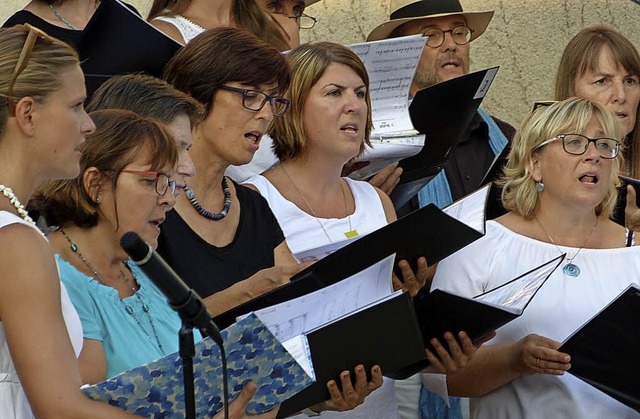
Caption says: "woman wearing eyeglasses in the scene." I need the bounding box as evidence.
[428,98,640,418]
[161,28,386,415]
[33,109,185,384]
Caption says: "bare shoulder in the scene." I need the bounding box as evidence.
[372,184,396,223]
[598,218,633,248]
[149,19,186,44]
[0,223,59,315]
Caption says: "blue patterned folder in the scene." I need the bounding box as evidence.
[82,313,314,418]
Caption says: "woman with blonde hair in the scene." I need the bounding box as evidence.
[431,98,640,418]
[0,24,145,419]
[244,41,478,418]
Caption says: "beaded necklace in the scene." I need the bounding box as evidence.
[58,227,166,355]
[49,2,99,31]
[0,184,34,224]
[184,176,232,221]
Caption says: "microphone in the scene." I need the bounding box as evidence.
[120,231,223,346]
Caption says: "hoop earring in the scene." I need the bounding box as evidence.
[535,181,545,193]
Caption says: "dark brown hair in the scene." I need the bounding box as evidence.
[35,110,178,228]
[87,73,204,128]
[164,26,290,115]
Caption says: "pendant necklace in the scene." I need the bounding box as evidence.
[535,217,599,277]
[280,165,358,241]
[0,185,34,224]
[58,227,166,355]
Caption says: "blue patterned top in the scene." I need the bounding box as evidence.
[56,255,200,379]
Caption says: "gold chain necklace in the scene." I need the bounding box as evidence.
[534,217,599,278]
[280,165,358,241]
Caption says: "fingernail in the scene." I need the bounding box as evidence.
[564,355,570,362]
[373,366,380,373]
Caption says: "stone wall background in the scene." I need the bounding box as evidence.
[2,0,639,127]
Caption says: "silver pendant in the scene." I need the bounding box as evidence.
[563,263,580,277]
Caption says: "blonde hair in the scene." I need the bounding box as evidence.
[499,97,623,219]
[0,25,79,136]
[269,42,373,162]
[555,25,640,177]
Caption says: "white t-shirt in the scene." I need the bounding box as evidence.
[432,220,640,419]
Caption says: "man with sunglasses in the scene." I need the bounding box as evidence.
[368,0,515,215]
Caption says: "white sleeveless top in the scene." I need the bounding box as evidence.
[244,175,388,252]
[244,175,400,419]
[152,15,204,44]
[0,211,83,419]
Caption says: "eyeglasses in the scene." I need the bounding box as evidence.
[532,100,558,111]
[534,134,621,159]
[219,85,291,117]
[273,12,318,29]
[422,25,473,48]
[120,169,176,196]
[7,24,56,116]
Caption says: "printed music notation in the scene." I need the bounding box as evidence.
[349,35,425,135]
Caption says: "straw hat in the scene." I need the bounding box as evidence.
[367,0,494,42]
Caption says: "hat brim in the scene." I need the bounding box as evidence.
[366,10,494,42]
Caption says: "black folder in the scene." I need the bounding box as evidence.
[214,190,486,330]
[275,255,564,417]
[612,175,640,227]
[559,284,640,412]
[390,67,499,209]
[277,292,425,418]
[76,0,182,96]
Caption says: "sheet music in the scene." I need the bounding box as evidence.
[474,257,563,313]
[349,35,425,136]
[294,235,361,263]
[281,334,315,381]
[252,255,395,342]
[442,184,490,233]
[349,134,425,180]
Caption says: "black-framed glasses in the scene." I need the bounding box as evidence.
[120,169,176,196]
[7,24,56,116]
[219,85,291,117]
[535,134,620,159]
[422,25,473,48]
[275,12,317,29]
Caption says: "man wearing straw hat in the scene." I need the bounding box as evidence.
[368,0,515,213]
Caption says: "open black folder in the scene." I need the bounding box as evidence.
[215,185,490,330]
[273,254,564,417]
[559,284,640,412]
[390,67,499,209]
[76,0,182,96]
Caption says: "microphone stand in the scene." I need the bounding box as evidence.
[172,290,229,419]
[178,325,197,419]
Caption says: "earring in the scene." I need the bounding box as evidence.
[535,181,545,193]
[96,196,102,203]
